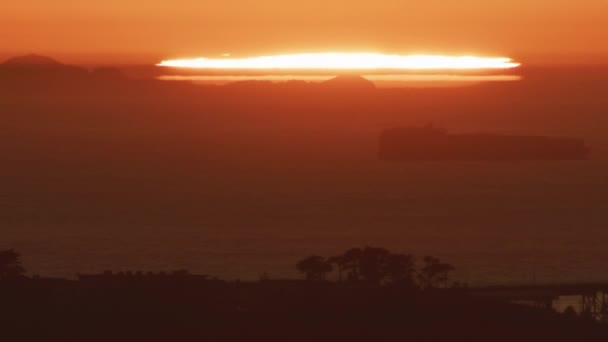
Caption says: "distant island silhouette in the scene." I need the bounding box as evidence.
[1,54,64,67]
[0,54,125,82]
[322,74,377,90]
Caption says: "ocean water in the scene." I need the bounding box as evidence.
[3,152,608,286]
[2,68,607,286]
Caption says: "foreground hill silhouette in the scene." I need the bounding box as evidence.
[5,279,608,342]
[2,249,608,341]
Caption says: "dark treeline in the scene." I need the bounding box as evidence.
[2,249,608,341]
[296,247,455,290]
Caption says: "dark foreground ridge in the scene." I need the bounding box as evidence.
[380,125,590,161]
[2,249,608,342]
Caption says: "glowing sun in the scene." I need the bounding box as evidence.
[158,53,520,70]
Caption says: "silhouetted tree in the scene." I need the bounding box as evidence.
[358,247,391,285]
[417,256,454,289]
[340,248,363,282]
[296,256,333,281]
[328,255,346,282]
[385,253,416,287]
[331,247,413,286]
[0,249,25,280]
[563,306,578,320]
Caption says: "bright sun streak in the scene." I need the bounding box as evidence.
[158,53,520,70]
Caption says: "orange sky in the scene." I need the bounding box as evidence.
[2,1,607,64]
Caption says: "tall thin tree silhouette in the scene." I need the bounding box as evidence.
[0,249,25,280]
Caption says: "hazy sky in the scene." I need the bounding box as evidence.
[2,1,607,64]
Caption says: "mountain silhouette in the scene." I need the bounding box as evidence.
[0,54,89,86]
[1,54,63,67]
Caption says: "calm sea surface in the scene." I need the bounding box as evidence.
[3,152,607,286]
[2,73,607,286]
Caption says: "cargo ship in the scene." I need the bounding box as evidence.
[379,125,590,161]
